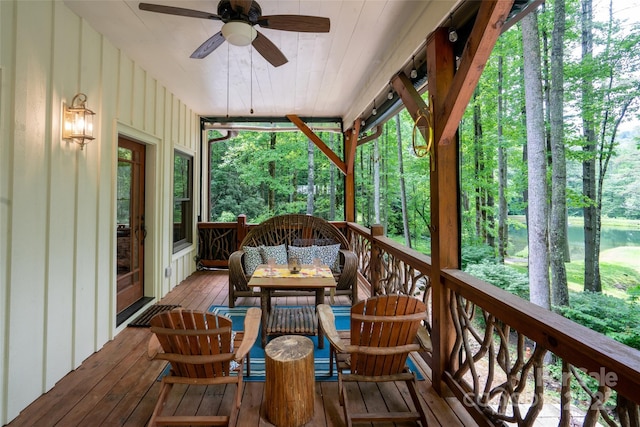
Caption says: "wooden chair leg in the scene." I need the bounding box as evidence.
[406,378,429,427]
[148,381,173,427]
[341,384,353,427]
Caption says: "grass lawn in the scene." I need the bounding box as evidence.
[506,246,640,299]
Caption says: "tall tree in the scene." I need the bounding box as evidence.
[473,89,485,242]
[307,139,314,215]
[497,49,508,263]
[522,11,551,309]
[374,138,381,224]
[268,133,276,212]
[549,0,570,307]
[329,133,336,220]
[580,0,601,292]
[396,114,412,247]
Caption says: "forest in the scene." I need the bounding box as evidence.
[206,0,640,349]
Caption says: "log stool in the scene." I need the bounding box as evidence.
[264,335,315,427]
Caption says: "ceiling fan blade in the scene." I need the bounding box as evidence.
[252,31,287,67]
[230,0,253,14]
[258,15,330,33]
[139,3,221,20]
[190,31,226,59]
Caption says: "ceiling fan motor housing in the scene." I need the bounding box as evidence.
[217,0,262,24]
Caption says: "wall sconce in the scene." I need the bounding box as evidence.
[63,93,95,150]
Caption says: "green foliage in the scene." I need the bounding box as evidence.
[464,262,530,300]
[208,130,344,222]
[556,291,640,350]
[461,245,497,269]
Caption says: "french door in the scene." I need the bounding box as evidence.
[116,137,146,314]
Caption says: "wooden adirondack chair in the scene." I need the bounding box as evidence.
[146,308,260,426]
[318,295,430,427]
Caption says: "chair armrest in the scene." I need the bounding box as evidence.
[416,325,432,352]
[336,249,358,291]
[235,307,261,361]
[317,304,347,353]
[147,334,163,360]
[229,250,250,291]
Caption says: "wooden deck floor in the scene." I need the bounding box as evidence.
[6,271,478,427]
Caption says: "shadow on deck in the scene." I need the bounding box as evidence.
[6,271,478,427]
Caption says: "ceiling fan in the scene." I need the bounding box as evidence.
[138,0,330,67]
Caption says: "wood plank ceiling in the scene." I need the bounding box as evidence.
[64,0,460,128]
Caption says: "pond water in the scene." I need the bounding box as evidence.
[508,223,640,259]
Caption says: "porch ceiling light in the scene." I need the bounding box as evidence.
[448,13,458,43]
[410,56,418,79]
[62,93,95,150]
[448,27,459,43]
[222,21,257,46]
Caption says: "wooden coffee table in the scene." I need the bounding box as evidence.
[248,264,336,348]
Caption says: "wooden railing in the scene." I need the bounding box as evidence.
[346,221,640,427]
[196,216,350,269]
[197,217,640,426]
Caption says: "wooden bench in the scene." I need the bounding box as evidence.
[228,214,358,307]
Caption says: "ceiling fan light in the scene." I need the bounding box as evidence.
[222,21,257,46]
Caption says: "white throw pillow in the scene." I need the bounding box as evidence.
[243,246,262,276]
[260,244,288,265]
[288,245,317,265]
[314,243,341,273]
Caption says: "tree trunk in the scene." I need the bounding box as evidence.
[497,51,508,263]
[522,11,550,309]
[396,114,412,248]
[473,89,483,241]
[306,139,314,215]
[329,133,336,220]
[581,0,601,292]
[550,0,570,307]
[374,138,381,224]
[269,133,276,211]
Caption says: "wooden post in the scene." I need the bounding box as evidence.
[265,335,315,427]
[370,224,385,296]
[236,214,247,250]
[344,128,357,222]
[427,28,459,394]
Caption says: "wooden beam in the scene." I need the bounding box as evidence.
[345,119,360,176]
[356,125,382,147]
[391,72,432,161]
[287,114,347,175]
[438,0,515,146]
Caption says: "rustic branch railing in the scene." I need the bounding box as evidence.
[196,216,350,269]
[197,217,640,426]
[196,216,248,268]
[345,222,640,427]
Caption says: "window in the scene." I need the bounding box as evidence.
[173,150,193,253]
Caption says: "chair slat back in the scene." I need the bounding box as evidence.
[349,295,426,376]
[150,310,233,378]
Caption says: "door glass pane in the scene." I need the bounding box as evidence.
[117,152,133,275]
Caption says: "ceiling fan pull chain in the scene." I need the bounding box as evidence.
[226,43,230,118]
[250,43,254,114]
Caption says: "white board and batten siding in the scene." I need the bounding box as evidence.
[0,0,200,423]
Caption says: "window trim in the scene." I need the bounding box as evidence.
[172,149,194,254]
